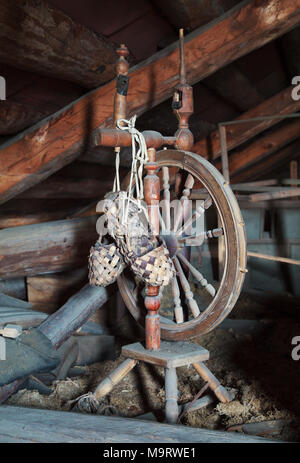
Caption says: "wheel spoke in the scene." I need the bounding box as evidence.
[177,253,216,297]
[176,195,212,237]
[171,276,184,323]
[173,174,194,233]
[162,167,171,232]
[158,209,167,234]
[179,227,224,246]
[175,171,182,197]
[173,256,200,318]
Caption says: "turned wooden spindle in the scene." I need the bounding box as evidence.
[173,256,200,318]
[177,252,216,297]
[193,362,232,403]
[171,276,184,323]
[173,29,194,151]
[165,367,179,424]
[144,147,161,350]
[114,44,129,126]
[180,227,224,246]
[162,166,171,231]
[94,358,137,400]
[176,196,212,237]
[173,173,194,233]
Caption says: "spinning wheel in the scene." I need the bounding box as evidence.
[81,30,247,422]
[118,149,247,341]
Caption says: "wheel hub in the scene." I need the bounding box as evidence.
[161,232,183,258]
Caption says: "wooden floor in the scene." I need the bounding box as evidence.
[0,405,279,443]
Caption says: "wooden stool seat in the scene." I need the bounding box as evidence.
[122,341,209,368]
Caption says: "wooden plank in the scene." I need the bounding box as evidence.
[0,405,276,443]
[204,64,264,112]
[0,198,93,229]
[249,188,300,201]
[215,119,300,177]
[0,216,98,278]
[20,178,112,199]
[153,0,241,30]
[27,268,88,313]
[232,139,300,182]
[19,161,121,199]
[0,77,83,136]
[1,0,300,205]
[0,0,116,88]
[193,86,300,160]
[279,26,300,79]
[290,160,299,199]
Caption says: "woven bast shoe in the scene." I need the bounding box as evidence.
[129,243,175,287]
[96,190,175,287]
[88,239,126,287]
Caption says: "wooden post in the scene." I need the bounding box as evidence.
[219,124,230,183]
[144,147,161,350]
[290,160,298,200]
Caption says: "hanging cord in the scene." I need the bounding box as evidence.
[113,147,121,192]
[116,115,149,223]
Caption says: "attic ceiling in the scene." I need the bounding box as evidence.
[0,0,300,226]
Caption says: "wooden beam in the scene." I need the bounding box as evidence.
[0,198,92,228]
[0,77,83,135]
[1,0,300,205]
[0,0,116,88]
[214,119,300,177]
[193,85,300,160]
[0,216,98,278]
[38,283,110,349]
[20,178,113,199]
[203,64,264,112]
[153,0,274,112]
[153,0,240,30]
[0,405,276,443]
[279,25,300,79]
[27,268,88,313]
[232,139,300,182]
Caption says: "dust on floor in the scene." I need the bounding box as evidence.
[6,292,300,442]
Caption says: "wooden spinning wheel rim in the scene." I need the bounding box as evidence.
[117,149,247,341]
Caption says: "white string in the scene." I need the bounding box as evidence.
[116,115,149,223]
[113,147,120,192]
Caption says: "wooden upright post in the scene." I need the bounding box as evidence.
[113,44,129,126]
[173,29,194,151]
[144,147,161,350]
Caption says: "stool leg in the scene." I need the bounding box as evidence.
[193,362,232,403]
[165,367,179,424]
[94,358,137,400]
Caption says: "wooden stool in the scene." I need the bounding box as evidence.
[93,340,232,424]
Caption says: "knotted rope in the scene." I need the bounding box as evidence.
[114,115,149,223]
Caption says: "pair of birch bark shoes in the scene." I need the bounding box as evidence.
[88,191,175,288]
